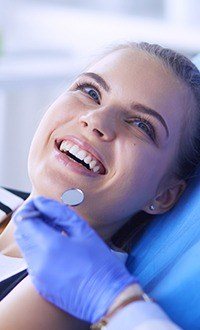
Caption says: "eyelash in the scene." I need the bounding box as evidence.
[74,81,157,142]
[127,116,156,142]
[74,81,101,104]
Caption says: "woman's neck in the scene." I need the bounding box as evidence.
[0,196,33,258]
[0,220,22,257]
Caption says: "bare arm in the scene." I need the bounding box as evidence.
[0,276,90,330]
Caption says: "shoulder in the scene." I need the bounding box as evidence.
[0,186,30,224]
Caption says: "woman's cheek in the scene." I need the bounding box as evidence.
[49,94,84,126]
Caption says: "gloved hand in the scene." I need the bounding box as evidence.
[14,196,136,323]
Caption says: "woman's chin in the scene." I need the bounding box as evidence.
[30,187,64,202]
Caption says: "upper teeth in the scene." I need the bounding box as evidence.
[59,141,101,173]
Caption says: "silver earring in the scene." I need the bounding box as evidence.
[149,205,155,210]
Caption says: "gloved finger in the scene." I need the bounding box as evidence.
[13,199,38,220]
[14,210,42,224]
[14,216,68,259]
[14,206,66,233]
[33,196,93,237]
[17,198,37,213]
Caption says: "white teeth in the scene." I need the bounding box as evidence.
[89,160,97,169]
[76,150,87,160]
[69,145,79,156]
[93,165,100,173]
[59,141,102,174]
[84,155,92,164]
[60,141,72,152]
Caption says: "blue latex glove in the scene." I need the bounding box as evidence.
[14,196,136,323]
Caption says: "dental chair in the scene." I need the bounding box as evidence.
[127,54,200,330]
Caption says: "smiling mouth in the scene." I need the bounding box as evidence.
[55,140,106,175]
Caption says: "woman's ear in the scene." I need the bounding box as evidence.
[143,179,187,215]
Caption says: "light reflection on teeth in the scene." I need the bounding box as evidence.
[60,141,69,151]
[69,145,79,155]
[60,141,72,152]
[84,155,92,164]
[77,150,88,160]
[89,160,97,169]
[93,165,100,172]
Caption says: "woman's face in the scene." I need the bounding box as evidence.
[28,49,187,239]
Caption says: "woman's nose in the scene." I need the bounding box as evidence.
[78,107,117,141]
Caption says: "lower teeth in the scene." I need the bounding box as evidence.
[66,152,90,171]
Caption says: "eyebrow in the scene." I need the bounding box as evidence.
[78,72,110,92]
[130,102,169,138]
[78,72,169,138]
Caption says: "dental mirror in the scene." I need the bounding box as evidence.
[61,188,85,206]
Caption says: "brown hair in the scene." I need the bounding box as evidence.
[97,42,200,253]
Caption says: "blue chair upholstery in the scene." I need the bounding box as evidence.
[127,55,200,329]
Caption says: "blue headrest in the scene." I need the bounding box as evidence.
[127,56,200,329]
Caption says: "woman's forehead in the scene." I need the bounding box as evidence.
[88,48,164,77]
[88,49,185,112]
[87,49,181,97]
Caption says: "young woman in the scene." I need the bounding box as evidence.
[0,41,200,329]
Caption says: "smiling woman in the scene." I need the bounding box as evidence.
[0,41,200,329]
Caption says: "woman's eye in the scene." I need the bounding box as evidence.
[128,118,156,141]
[84,87,99,103]
[74,82,101,104]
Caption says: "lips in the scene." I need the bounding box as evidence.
[55,135,108,175]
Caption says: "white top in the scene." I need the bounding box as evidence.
[0,186,24,224]
[0,187,24,213]
[0,252,27,282]
[107,300,182,330]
